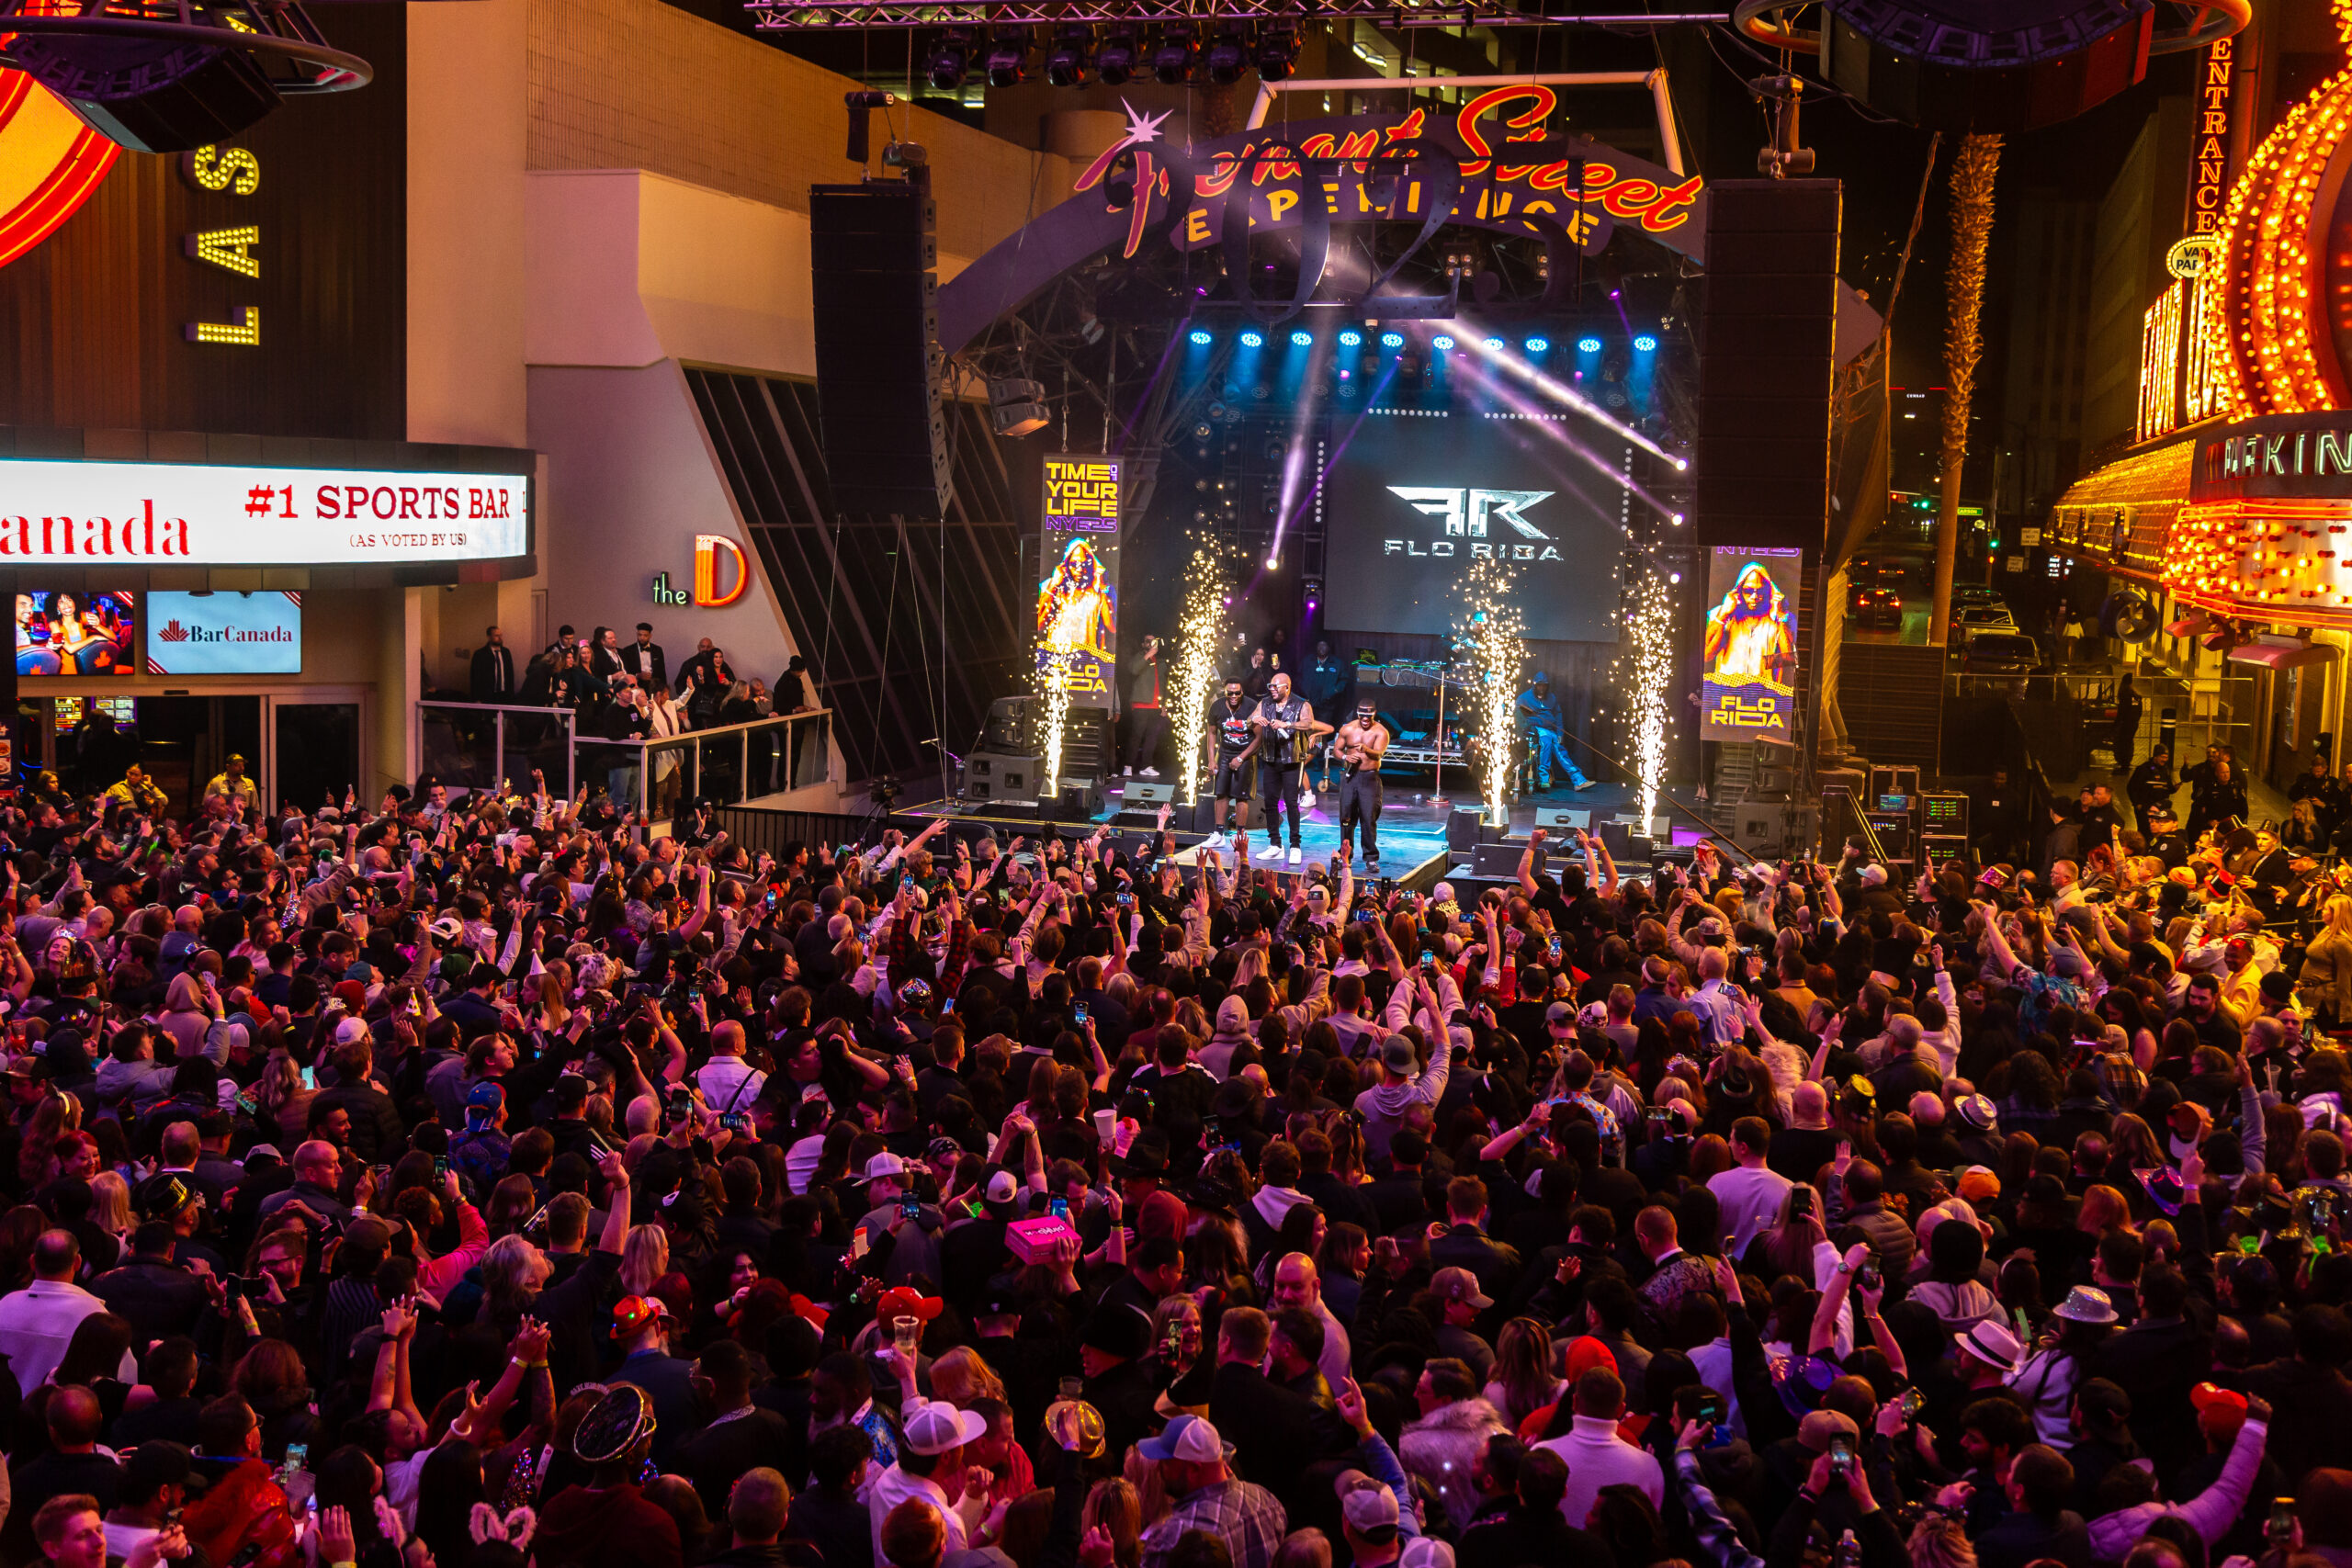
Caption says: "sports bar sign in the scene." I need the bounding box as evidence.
[0,457,529,563]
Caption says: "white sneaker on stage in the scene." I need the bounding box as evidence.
[1257,842,1286,862]
[1140,767,1160,779]
[1121,767,1134,777]
[1286,846,1304,866]
[1204,831,1228,852]
[1299,789,1315,811]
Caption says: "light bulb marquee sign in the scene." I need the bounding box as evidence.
[937,85,1707,356]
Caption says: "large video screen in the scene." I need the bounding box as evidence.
[147,591,303,675]
[1701,546,1802,741]
[1323,412,1626,642]
[16,590,135,676]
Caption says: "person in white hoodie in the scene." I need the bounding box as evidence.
[1356,969,1453,1162]
[2082,1394,2269,1563]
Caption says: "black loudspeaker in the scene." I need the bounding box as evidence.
[1694,181,1839,559]
[1597,817,1653,862]
[809,179,953,520]
[1446,807,1496,853]
[1470,842,1528,878]
[966,752,1041,801]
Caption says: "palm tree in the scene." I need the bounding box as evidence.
[1930,132,2002,647]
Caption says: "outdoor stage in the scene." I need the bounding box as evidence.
[902,773,1731,893]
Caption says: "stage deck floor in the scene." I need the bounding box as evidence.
[905,775,1718,888]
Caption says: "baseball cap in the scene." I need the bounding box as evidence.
[1381,1036,1419,1074]
[1082,1303,1154,1360]
[1430,1266,1492,1311]
[612,1295,673,1339]
[1138,1414,1232,1463]
[429,916,463,942]
[1858,864,1887,886]
[1956,1167,2002,1205]
[859,1152,909,1185]
[1544,1001,1576,1032]
[1336,1475,1401,1539]
[2191,1382,2249,1442]
[876,1287,944,1327]
[985,1169,1020,1205]
[332,1017,370,1049]
[466,1082,505,1125]
[1797,1408,1860,1452]
[903,1402,989,1456]
[1398,1540,1454,1568]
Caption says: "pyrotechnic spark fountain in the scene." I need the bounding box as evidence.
[1454,558,1525,824]
[1170,547,1233,806]
[1623,570,1674,828]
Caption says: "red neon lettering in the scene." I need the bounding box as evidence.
[1454,85,1555,179]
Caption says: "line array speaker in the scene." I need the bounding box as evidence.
[809,179,953,521]
[1693,180,1840,558]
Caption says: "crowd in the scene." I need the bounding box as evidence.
[3,773,2351,1568]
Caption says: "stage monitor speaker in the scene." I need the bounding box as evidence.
[1446,807,1496,853]
[1125,782,1176,807]
[982,695,1034,751]
[1694,180,1838,560]
[1044,778,1105,821]
[1533,807,1594,834]
[1596,818,1653,862]
[1470,842,1530,878]
[965,751,1041,801]
[809,180,953,520]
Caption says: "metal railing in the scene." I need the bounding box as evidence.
[417,703,831,821]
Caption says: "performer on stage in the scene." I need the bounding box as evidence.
[1516,675,1593,792]
[1333,700,1389,874]
[1251,671,1331,865]
[1204,679,1260,850]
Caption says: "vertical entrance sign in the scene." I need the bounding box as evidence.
[1036,455,1121,708]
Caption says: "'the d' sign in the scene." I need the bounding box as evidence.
[693,535,749,607]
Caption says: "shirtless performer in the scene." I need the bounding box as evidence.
[1333,700,1390,874]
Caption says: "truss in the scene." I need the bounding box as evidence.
[747,2,1721,29]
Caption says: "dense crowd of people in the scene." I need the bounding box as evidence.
[3,780,2350,1568]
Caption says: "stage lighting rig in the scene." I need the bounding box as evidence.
[926,27,976,90]
[1044,23,1094,86]
[1151,22,1197,85]
[1204,23,1248,85]
[0,0,381,154]
[984,25,1032,88]
[1096,24,1139,84]
[1255,22,1300,82]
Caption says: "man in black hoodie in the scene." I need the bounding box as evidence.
[1456,1449,1615,1568]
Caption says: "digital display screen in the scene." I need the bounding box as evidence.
[16,590,135,676]
[1323,412,1625,641]
[1701,547,1802,741]
[55,697,133,733]
[145,591,302,675]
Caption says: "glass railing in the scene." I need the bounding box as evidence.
[419,703,831,823]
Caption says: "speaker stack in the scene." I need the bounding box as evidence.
[808,179,954,520]
[1693,180,1840,564]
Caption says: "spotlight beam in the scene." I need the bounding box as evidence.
[1452,333,1684,468]
[1450,355,1679,517]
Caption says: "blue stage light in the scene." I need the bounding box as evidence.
[1290,330,1313,347]
[1338,329,1363,346]
[1482,336,1505,350]
[1188,329,1214,345]
[1634,333,1658,352]
[1379,331,1405,348]
[1577,336,1603,353]
[1238,330,1264,348]
[1431,335,1455,350]
[1524,336,1550,353]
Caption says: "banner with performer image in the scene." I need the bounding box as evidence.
[1037,455,1121,707]
[1702,547,1801,741]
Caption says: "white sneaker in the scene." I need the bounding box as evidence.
[1257,842,1285,862]
[1287,846,1304,866]
[1140,767,1160,779]
[1122,766,1134,777]
[1299,788,1315,810]
[1205,830,1228,852]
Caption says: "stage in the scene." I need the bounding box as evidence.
[900,773,1740,894]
